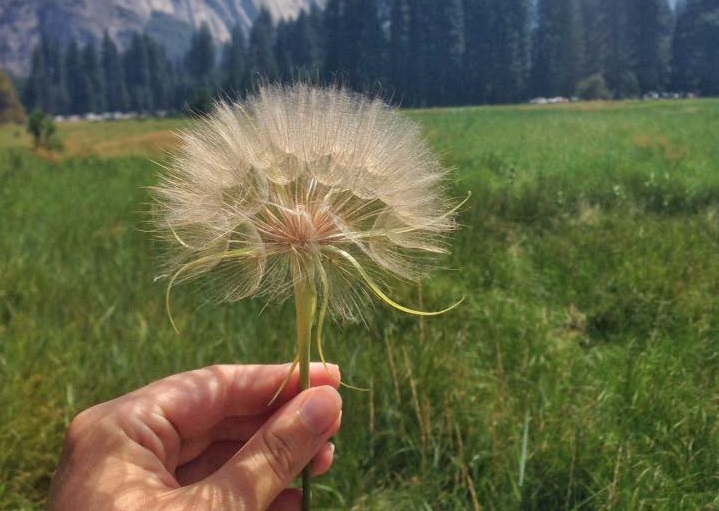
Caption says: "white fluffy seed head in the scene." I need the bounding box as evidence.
[154,84,458,320]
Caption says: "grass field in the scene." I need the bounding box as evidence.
[1,99,718,510]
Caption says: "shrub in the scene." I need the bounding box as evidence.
[27,109,62,150]
[575,74,612,100]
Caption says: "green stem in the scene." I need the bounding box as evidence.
[293,270,316,511]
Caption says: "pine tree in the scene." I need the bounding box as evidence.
[322,0,385,88]
[464,0,494,104]
[291,9,322,75]
[24,34,69,114]
[65,38,93,113]
[673,0,719,95]
[309,2,326,69]
[82,40,107,113]
[532,0,584,97]
[605,0,635,96]
[273,10,321,83]
[124,33,153,111]
[489,0,532,103]
[146,35,174,110]
[344,0,387,88]
[322,0,346,81]
[433,0,465,104]
[24,46,47,112]
[580,0,609,80]
[628,0,672,93]
[408,0,435,105]
[185,23,216,86]
[390,0,412,99]
[101,32,129,112]
[43,34,70,113]
[222,25,248,97]
[248,8,279,81]
[275,20,295,80]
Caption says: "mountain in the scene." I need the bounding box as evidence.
[0,0,325,77]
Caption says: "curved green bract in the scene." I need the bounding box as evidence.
[164,248,259,333]
[327,246,464,317]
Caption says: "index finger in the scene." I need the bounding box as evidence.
[127,363,341,439]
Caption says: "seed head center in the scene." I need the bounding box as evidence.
[265,204,338,252]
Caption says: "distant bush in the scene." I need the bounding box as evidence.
[575,74,612,100]
[618,71,641,99]
[185,87,214,117]
[27,108,62,151]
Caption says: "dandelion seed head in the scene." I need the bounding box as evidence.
[154,84,458,320]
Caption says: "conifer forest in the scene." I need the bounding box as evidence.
[20,0,719,116]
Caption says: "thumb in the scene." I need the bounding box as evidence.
[199,385,342,510]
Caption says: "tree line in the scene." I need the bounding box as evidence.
[21,0,719,115]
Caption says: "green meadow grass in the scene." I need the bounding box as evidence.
[1,100,718,510]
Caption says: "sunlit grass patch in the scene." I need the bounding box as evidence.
[0,117,185,159]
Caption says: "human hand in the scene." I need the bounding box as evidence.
[47,363,342,511]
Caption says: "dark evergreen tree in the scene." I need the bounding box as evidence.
[489,0,532,103]
[273,11,321,82]
[101,32,129,112]
[308,2,326,75]
[406,0,464,104]
[82,40,106,112]
[146,35,174,109]
[532,0,584,97]
[673,0,719,95]
[346,0,387,88]
[24,34,69,114]
[321,0,385,88]
[170,60,194,111]
[275,20,295,80]
[464,0,494,104]
[24,0,712,115]
[628,0,672,93]
[24,46,48,112]
[291,9,323,75]
[124,33,153,111]
[390,0,413,99]
[185,23,216,85]
[43,34,70,113]
[249,9,279,80]
[65,38,93,113]
[322,0,346,80]
[580,0,609,80]
[408,0,435,105]
[222,25,248,97]
[433,0,465,104]
[602,0,635,96]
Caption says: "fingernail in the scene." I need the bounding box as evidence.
[299,386,342,435]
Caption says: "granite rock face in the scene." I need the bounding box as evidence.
[0,0,324,77]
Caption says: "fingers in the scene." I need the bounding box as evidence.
[142,363,341,440]
[48,365,344,511]
[311,442,336,477]
[197,385,342,510]
[177,415,269,465]
[267,490,302,511]
[175,441,336,485]
[176,440,242,485]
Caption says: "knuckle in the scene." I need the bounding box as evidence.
[261,427,298,480]
[66,407,100,443]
